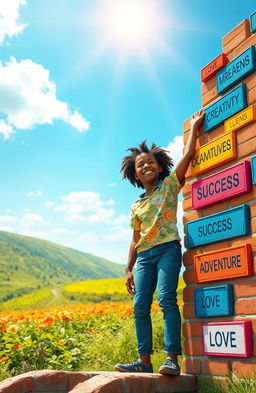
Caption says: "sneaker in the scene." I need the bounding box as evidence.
[114,359,153,373]
[158,357,180,376]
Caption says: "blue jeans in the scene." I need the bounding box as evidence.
[134,241,182,355]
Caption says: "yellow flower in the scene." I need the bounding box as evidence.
[58,339,67,345]
[7,324,18,333]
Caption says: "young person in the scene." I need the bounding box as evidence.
[114,109,204,375]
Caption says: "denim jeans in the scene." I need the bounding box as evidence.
[133,240,182,355]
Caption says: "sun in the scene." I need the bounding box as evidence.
[98,0,166,53]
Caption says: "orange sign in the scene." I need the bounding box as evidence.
[194,244,252,283]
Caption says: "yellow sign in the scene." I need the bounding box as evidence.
[190,132,236,177]
[224,105,256,133]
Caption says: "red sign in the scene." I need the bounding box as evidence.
[201,53,227,82]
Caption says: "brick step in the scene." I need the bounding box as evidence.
[0,370,197,393]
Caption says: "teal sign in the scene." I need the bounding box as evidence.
[194,284,234,318]
[252,156,256,185]
[217,47,256,94]
[187,204,250,248]
[204,84,247,132]
[250,11,256,33]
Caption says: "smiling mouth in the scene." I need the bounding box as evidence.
[143,170,154,175]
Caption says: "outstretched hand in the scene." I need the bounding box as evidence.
[190,109,205,130]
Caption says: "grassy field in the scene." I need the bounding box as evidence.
[0,276,185,311]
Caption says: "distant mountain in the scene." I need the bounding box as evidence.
[0,231,124,302]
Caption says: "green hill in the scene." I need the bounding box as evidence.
[0,231,124,303]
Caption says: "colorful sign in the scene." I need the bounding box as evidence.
[250,11,256,33]
[187,204,251,248]
[203,321,253,357]
[190,132,236,177]
[201,53,227,82]
[217,46,256,94]
[224,105,256,133]
[252,155,256,185]
[192,161,252,210]
[204,84,247,132]
[194,284,234,317]
[194,244,253,283]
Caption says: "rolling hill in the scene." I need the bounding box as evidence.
[0,231,124,303]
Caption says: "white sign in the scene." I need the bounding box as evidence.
[203,321,252,357]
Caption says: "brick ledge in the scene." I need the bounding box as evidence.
[0,369,197,393]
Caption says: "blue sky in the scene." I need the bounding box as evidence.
[0,0,255,264]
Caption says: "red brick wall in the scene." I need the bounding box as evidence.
[182,18,256,379]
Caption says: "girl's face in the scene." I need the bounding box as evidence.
[134,153,162,185]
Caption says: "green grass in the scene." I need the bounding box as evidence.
[197,374,256,393]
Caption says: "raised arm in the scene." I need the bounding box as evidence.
[175,109,205,185]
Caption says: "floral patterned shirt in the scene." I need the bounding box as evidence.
[130,171,182,253]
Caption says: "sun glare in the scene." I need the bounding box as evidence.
[99,0,165,52]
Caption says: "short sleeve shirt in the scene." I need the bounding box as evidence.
[130,171,182,253]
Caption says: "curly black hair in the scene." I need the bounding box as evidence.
[121,140,174,188]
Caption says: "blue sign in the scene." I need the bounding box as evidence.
[194,284,234,317]
[204,84,247,132]
[250,11,256,33]
[217,47,256,94]
[187,204,251,248]
[252,155,256,185]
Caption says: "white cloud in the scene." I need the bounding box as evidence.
[0,0,27,46]
[45,201,55,208]
[0,57,90,138]
[0,215,18,224]
[27,190,42,197]
[108,182,117,187]
[110,213,130,226]
[0,119,13,139]
[106,228,131,242]
[166,135,184,167]
[20,213,45,228]
[55,191,115,223]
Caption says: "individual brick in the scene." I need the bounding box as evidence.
[202,201,229,217]
[234,280,256,297]
[183,339,203,356]
[251,217,256,234]
[236,122,256,145]
[233,31,256,57]
[203,240,230,253]
[182,321,202,338]
[182,357,201,375]
[237,136,256,159]
[205,124,225,142]
[183,303,195,320]
[248,86,256,105]
[201,87,219,107]
[222,19,251,54]
[35,370,68,392]
[203,359,231,376]
[156,374,197,393]
[183,268,195,285]
[182,181,192,197]
[183,197,192,212]
[0,374,36,393]
[232,362,256,379]
[235,298,256,315]
[183,286,195,302]
[183,211,202,227]
[251,201,256,218]
[201,77,216,95]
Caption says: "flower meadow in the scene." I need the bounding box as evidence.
[0,300,180,381]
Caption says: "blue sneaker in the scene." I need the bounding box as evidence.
[158,357,180,376]
[114,359,153,373]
